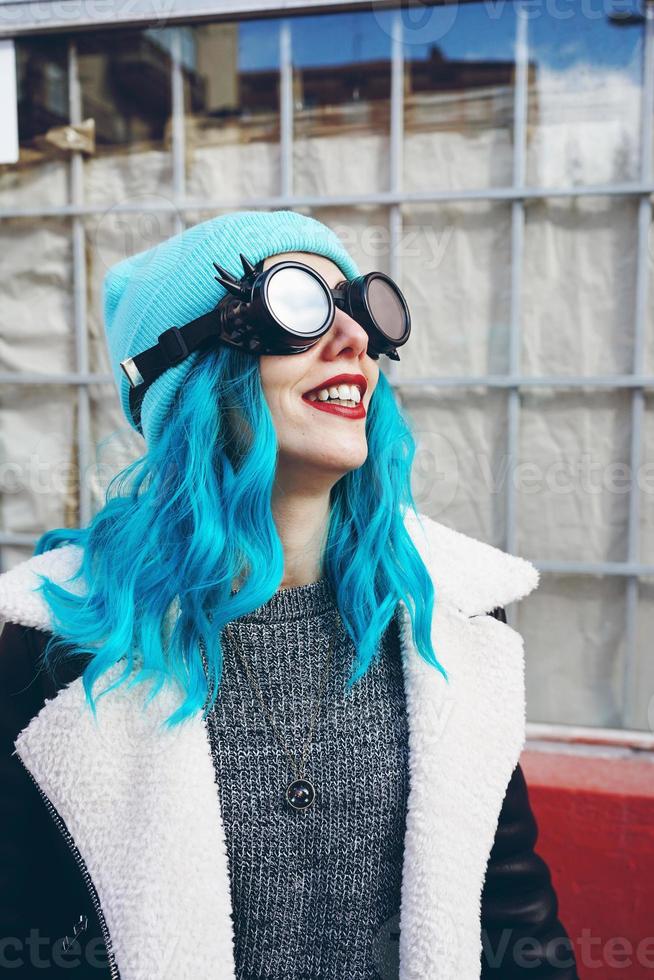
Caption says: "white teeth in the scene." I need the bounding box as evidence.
[307,384,362,404]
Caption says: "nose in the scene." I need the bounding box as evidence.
[320,308,370,360]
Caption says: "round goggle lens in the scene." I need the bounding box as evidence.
[266,267,331,336]
[367,277,407,342]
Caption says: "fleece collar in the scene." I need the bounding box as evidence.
[0,510,538,632]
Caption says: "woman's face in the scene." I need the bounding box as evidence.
[258,251,380,487]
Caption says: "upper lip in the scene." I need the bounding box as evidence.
[302,373,368,398]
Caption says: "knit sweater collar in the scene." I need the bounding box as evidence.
[229,576,335,625]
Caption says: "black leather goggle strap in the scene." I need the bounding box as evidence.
[123,300,291,434]
[123,308,222,434]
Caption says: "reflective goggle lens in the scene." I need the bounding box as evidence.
[266,266,332,335]
[367,277,407,342]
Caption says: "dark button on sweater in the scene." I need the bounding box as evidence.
[204,576,410,979]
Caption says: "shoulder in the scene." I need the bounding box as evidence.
[403,510,540,616]
[0,544,90,740]
[0,619,91,748]
[0,621,50,747]
[0,543,85,633]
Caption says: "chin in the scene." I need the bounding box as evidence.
[327,445,369,472]
[280,437,369,473]
[296,448,368,476]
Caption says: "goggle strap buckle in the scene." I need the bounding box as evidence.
[159,326,189,365]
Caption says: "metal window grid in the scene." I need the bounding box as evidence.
[1,4,653,737]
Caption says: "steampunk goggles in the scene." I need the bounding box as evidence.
[120,252,412,433]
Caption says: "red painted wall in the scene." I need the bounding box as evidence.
[520,749,654,980]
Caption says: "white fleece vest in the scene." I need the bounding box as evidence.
[0,511,539,980]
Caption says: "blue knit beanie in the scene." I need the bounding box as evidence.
[102,209,361,447]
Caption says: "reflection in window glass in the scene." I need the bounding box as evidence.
[185,20,281,203]
[526,8,643,186]
[77,28,174,204]
[402,2,516,192]
[0,36,69,208]
[292,12,391,196]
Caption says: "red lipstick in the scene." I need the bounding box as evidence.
[301,373,367,420]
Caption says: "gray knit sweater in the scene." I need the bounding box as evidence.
[204,576,410,980]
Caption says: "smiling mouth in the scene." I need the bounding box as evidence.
[301,393,366,420]
[303,377,366,400]
[301,375,368,419]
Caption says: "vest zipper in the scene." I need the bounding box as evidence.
[16,754,121,979]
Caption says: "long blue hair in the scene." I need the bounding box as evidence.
[33,344,448,728]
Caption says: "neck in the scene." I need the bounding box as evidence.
[229,466,335,594]
[271,483,331,589]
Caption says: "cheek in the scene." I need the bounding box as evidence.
[259,357,302,403]
[259,373,302,426]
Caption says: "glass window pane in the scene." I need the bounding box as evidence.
[85,208,180,375]
[646,236,654,376]
[399,202,512,379]
[518,389,632,564]
[398,388,508,545]
[519,572,627,728]
[88,382,143,509]
[182,208,267,229]
[0,384,79,540]
[525,9,643,187]
[292,11,391,196]
[185,21,281,202]
[0,36,69,209]
[0,218,74,375]
[402,1,517,192]
[78,28,173,205]
[522,196,639,377]
[0,547,34,576]
[641,394,654,565]
[632,577,654,731]
[304,204,392,276]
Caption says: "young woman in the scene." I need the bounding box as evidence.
[0,210,579,979]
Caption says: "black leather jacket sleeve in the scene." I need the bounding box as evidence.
[0,620,112,976]
[0,621,42,947]
[480,607,579,978]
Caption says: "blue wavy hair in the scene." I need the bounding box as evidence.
[32,344,448,728]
